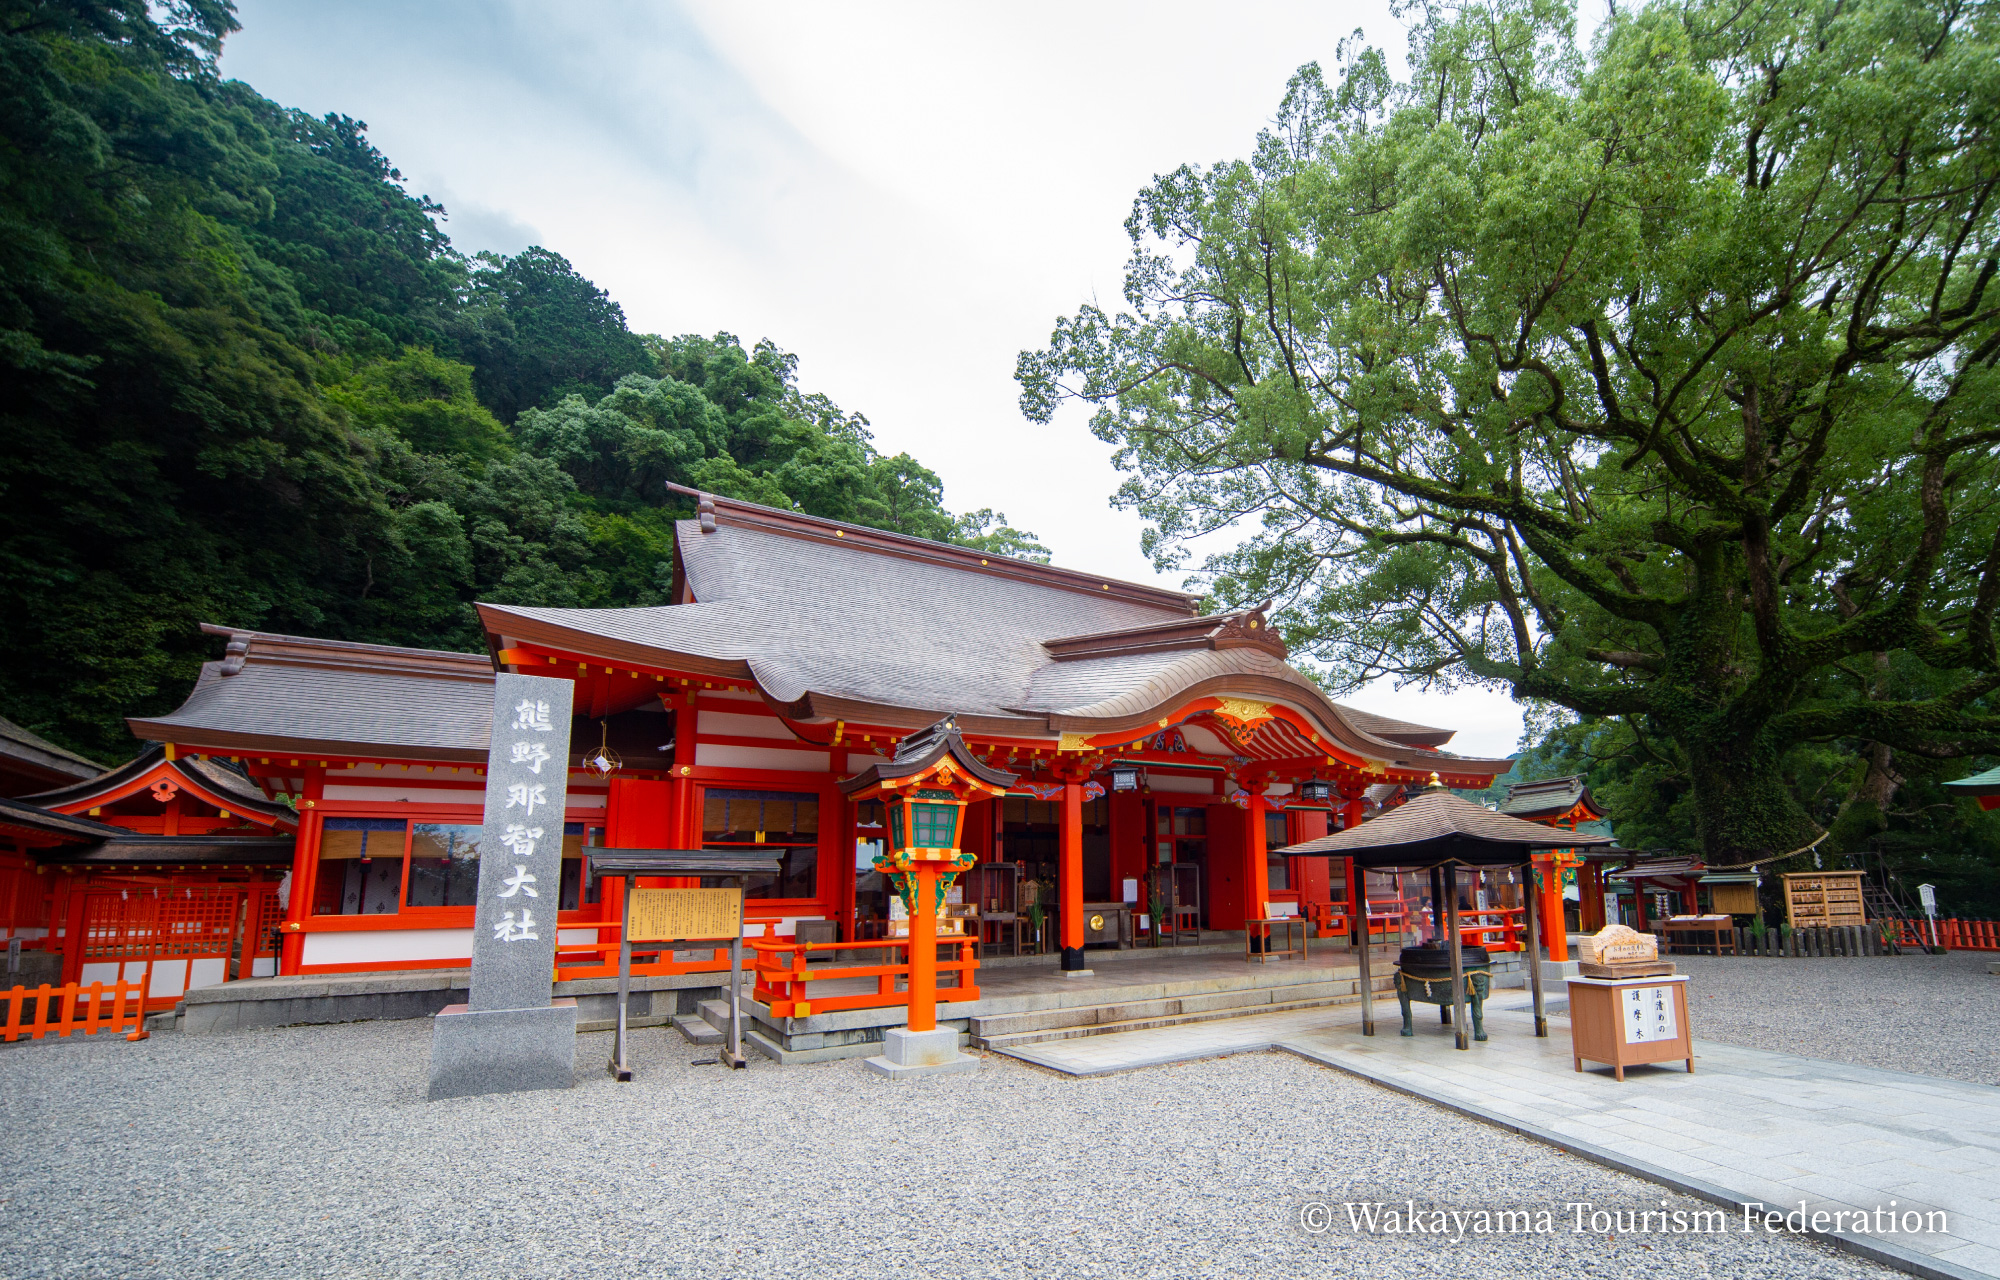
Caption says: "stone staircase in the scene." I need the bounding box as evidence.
[969,973,1396,1056]
[672,996,744,1046]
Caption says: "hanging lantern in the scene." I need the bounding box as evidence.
[1110,765,1140,793]
[1301,779,1332,804]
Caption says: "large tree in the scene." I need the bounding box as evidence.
[1020,0,2000,859]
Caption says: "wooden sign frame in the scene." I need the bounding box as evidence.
[627,887,743,943]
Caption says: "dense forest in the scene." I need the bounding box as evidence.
[0,0,1044,762]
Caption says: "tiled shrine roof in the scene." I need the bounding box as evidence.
[479,491,1509,773]
[1499,774,1604,820]
[130,493,1508,776]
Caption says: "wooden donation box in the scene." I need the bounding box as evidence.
[1568,924,1691,1080]
[1566,976,1692,1080]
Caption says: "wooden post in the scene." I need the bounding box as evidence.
[610,877,635,1081]
[1523,866,1547,1037]
[908,862,938,1032]
[124,955,156,1042]
[1538,855,1569,961]
[1428,865,1449,944]
[1245,783,1271,939]
[1447,864,1468,1050]
[725,930,744,1069]
[1058,781,1086,971]
[1356,868,1374,1036]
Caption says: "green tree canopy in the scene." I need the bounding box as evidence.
[1020,0,2000,861]
[0,0,1041,761]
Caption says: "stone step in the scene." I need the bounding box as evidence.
[975,988,1382,1051]
[697,997,749,1035]
[672,1014,723,1045]
[967,976,1389,1040]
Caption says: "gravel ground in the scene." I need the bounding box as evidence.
[1673,950,2000,1085]
[0,1019,1899,1280]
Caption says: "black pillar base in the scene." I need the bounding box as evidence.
[1060,946,1088,971]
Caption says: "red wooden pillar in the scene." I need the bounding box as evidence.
[1059,780,1086,970]
[280,766,325,976]
[1244,781,1271,933]
[1535,854,1568,962]
[907,861,939,1031]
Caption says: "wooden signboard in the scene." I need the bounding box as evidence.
[1782,871,1865,929]
[627,887,743,942]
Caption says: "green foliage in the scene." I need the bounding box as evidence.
[1021,0,2000,862]
[453,247,654,423]
[0,1,1027,761]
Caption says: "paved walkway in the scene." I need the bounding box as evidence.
[1001,996,2000,1280]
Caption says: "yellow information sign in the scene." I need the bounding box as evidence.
[627,887,743,942]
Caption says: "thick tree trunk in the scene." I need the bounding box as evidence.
[1685,744,1821,862]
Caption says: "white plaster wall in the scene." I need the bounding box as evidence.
[695,744,830,772]
[301,928,474,967]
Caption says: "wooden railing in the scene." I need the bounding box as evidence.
[551,920,736,981]
[750,936,980,1018]
[4,978,151,1043]
[1459,907,1527,952]
[1889,917,2000,952]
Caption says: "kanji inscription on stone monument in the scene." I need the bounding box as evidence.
[426,672,580,1100]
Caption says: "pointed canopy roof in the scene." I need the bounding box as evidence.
[1277,783,1613,868]
[838,716,1018,797]
[26,743,296,830]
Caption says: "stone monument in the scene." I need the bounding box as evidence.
[427,673,579,1100]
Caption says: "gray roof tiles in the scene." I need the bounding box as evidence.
[132,497,1507,772]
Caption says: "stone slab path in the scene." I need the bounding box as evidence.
[1000,996,2000,1280]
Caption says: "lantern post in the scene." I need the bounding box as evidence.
[840,717,1015,1078]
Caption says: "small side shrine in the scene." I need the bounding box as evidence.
[7,746,294,1002]
[1281,778,1611,1049]
[1500,775,1607,959]
[839,716,1015,1079]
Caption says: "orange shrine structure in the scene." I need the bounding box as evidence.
[1497,775,1613,957]
[25,491,1517,1017]
[0,747,294,1005]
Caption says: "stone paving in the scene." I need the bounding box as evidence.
[1001,994,2000,1280]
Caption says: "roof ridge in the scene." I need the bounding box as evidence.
[198,625,494,681]
[666,484,1197,613]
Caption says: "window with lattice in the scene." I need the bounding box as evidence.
[911,803,958,848]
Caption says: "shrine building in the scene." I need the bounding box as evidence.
[116,490,1512,985]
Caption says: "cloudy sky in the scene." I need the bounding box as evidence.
[221,0,1531,758]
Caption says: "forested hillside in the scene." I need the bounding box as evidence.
[0,0,1042,761]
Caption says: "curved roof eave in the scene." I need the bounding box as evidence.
[1021,657,1513,773]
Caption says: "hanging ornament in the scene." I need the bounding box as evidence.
[583,720,622,780]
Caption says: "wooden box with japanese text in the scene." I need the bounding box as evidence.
[1564,975,1692,1081]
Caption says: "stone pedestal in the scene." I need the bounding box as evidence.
[864,1025,978,1080]
[1539,958,1580,983]
[427,999,578,1100]
[1054,968,1096,979]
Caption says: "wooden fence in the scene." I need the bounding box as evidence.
[3,976,151,1042]
[1682,918,2000,957]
